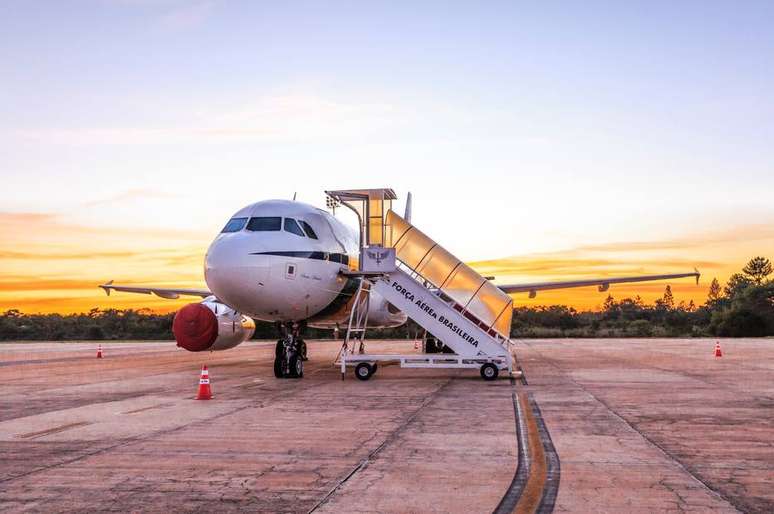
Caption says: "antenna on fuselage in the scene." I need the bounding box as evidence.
[292,192,297,201]
[404,192,412,223]
[326,194,340,214]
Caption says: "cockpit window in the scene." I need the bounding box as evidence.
[221,217,247,233]
[246,217,281,231]
[283,218,306,237]
[299,220,318,239]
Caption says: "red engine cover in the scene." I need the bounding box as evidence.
[173,303,218,352]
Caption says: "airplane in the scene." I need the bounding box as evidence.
[100,189,700,379]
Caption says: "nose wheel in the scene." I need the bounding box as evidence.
[274,339,304,378]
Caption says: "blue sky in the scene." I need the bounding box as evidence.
[1,0,773,265]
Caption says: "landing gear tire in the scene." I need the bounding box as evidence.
[288,354,304,378]
[273,323,306,379]
[355,362,374,381]
[480,363,499,381]
[299,339,308,361]
[274,356,284,378]
[273,341,285,378]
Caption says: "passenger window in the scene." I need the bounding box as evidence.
[299,220,318,239]
[246,217,281,231]
[221,217,247,233]
[284,218,306,237]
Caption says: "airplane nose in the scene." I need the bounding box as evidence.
[204,235,270,310]
[205,235,236,275]
[205,236,243,291]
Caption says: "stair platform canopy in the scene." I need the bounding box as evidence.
[384,210,514,343]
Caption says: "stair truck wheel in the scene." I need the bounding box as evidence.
[355,362,374,381]
[480,363,499,381]
[288,354,304,378]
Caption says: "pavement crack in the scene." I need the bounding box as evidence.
[306,377,456,513]
[0,369,329,487]
[523,343,745,514]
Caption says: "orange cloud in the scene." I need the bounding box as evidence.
[0,250,138,260]
[4,295,189,314]
[470,257,723,276]
[0,211,208,241]
[0,278,102,292]
[469,223,774,309]
[0,210,210,314]
[0,211,771,314]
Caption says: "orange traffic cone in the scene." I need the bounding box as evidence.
[714,342,722,358]
[96,345,103,359]
[195,365,213,400]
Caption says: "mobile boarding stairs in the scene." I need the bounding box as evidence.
[327,189,515,381]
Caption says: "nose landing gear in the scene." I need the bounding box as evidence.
[273,322,307,379]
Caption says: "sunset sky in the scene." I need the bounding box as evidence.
[1,1,773,313]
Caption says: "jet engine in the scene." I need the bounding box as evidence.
[366,290,408,328]
[172,299,255,352]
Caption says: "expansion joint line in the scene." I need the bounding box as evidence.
[0,371,323,486]
[529,393,560,514]
[494,378,560,514]
[493,379,530,514]
[524,343,743,514]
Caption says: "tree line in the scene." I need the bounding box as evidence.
[1,257,772,341]
[510,256,773,338]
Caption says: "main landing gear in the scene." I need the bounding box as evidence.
[273,322,308,379]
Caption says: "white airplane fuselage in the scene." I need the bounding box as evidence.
[204,199,406,329]
[99,191,699,361]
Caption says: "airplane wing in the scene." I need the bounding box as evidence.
[99,281,213,299]
[496,270,700,298]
